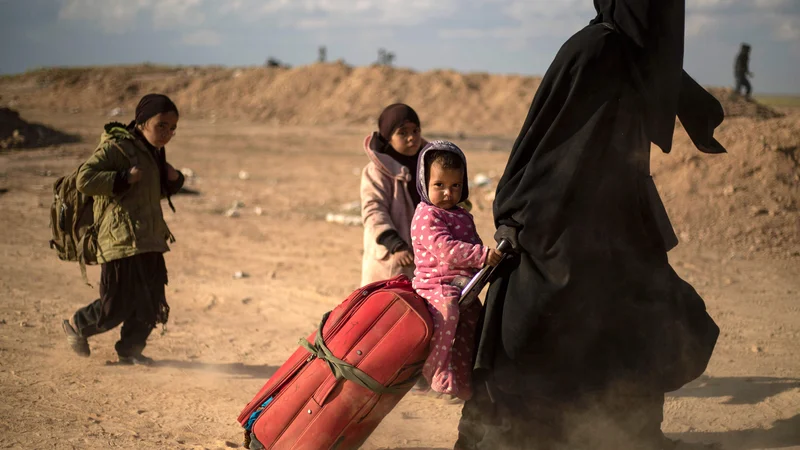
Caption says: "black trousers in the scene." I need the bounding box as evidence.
[72,252,168,357]
[734,75,752,97]
[73,299,153,357]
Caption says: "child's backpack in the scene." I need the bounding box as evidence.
[48,140,137,284]
[48,166,100,284]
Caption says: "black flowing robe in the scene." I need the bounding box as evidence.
[473,0,724,400]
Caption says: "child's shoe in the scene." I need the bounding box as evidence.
[62,319,90,357]
[117,354,155,366]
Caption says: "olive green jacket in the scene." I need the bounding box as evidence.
[76,123,183,263]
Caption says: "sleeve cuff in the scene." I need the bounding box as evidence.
[112,170,131,195]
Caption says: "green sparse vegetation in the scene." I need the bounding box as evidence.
[753,95,800,109]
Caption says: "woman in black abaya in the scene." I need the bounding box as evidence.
[456,1,725,449]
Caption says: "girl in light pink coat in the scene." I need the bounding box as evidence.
[360,104,428,286]
[411,141,502,401]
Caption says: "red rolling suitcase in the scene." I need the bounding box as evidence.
[237,275,434,450]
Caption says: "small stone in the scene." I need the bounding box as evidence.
[233,271,248,279]
[224,441,240,448]
[19,321,31,328]
[340,201,360,213]
[204,296,217,311]
[254,207,263,216]
[224,209,240,218]
[238,171,250,180]
[473,173,492,188]
[750,207,768,217]
[722,185,736,196]
[241,297,252,305]
[108,107,123,117]
[325,213,362,227]
[0,319,6,325]
[751,345,762,353]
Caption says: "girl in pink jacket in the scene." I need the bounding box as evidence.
[411,141,502,400]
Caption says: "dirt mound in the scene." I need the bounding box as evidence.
[0,108,80,150]
[6,63,778,135]
[706,88,784,120]
[652,113,799,258]
[0,64,540,135]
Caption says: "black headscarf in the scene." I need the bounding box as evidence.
[590,0,686,152]
[133,93,179,127]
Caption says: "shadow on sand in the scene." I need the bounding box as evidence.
[152,359,277,379]
[671,414,800,450]
[667,375,800,449]
[669,375,800,405]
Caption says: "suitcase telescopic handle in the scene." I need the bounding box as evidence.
[458,238,512,306]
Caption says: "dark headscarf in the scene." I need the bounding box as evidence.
[416,140,470,206]
[590,0,724,154]
[369,103,421,154]
[590,0,684,153]
[369,103,423,205]
[133,93,179,126]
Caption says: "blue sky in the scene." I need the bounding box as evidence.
[1,0,798,94]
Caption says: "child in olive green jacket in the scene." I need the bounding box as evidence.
[62,94,184,365]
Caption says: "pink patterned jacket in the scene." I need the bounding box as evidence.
[411,202,488,299]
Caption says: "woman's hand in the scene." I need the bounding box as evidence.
[494,225,520,253]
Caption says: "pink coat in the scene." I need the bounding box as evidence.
[411,203,488,300]
[410,201,487,399]
[360,134,418,286]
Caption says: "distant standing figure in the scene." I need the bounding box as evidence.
[734,43,753,99]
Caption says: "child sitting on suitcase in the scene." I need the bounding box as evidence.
[411,140,502,401]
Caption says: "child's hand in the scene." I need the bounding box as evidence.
[166,163,180,181]
[486,248,503,267]
[391,250,414,267]
[128,166,143,184]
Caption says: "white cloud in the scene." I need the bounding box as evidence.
[181,29,221,46]
[248,0,459,28]
[152,0,205,28]
[685,13,718,37]
[686,0,800,42]
[58,0,152,33]
[58,0,205,32]
[56,0,800,44]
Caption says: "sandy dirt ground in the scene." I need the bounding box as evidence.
[0,110,798,450]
